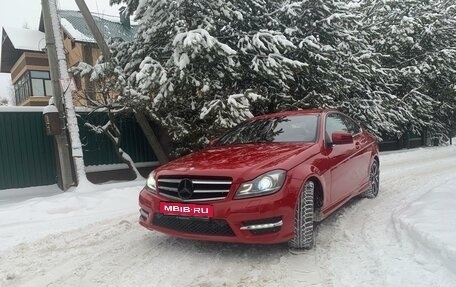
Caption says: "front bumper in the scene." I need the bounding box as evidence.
[138,179,301,244]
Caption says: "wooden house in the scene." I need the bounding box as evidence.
[0,10,136,106]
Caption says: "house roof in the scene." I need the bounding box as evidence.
[2,27,46,52]
[1,10,137,73]
[1,27,46,73]
[54,10,137,43]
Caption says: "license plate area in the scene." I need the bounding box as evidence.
[160,202,214,218]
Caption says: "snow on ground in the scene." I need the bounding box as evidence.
[394,176,456,274]
[393,141,456,274]
[0,181,143,251]
[0,145,455,286]
[0,185,61,205]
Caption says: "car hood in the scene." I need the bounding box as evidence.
[156,143,316,182]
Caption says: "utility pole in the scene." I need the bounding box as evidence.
[74,0,110,60]
[41,0,74,190]
[45,0,89,186]
[74,0,169,164]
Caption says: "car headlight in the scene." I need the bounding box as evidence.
[234,170,286,199]
[145,172,157,193]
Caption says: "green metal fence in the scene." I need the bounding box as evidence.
[77,112,157,166]
[0,109,57,189]
[0,108,157,190]
[379,130,428,151]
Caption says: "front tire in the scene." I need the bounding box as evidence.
[289,181,315,249]
[362,160,380,198]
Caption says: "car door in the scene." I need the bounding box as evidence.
[324,113,358,205]
[342,116,372,190]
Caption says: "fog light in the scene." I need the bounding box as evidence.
[240,220,283,230]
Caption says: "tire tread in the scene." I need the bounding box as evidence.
[289,181,315,249]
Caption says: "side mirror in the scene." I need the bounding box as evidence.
[331,132,353,145]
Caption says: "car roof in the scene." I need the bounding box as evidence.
[251,109,336,120]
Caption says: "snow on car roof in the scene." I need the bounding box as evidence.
[2,27,46,52]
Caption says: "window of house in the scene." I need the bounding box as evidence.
[13,72,31,104]
[45,80,54,97]
[30,71,50,79]
[13,71,53,104]
[31,79,45,97]
[30,71,52,97]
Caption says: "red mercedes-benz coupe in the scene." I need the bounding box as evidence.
[139,109,379,249]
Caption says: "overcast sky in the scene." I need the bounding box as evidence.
[0,0,122,30]
[0,0,123,104]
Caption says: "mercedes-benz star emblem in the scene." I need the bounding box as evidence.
[177,179,194,200]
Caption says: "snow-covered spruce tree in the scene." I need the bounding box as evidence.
[108,0,455,153]
[362,0,456,139]
[274,0,456,140]
[271,0,405,137]
[109,0,310,155]
[109,0,414,148]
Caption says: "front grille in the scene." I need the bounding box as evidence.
[157,176,232,202]
[153,214,235,236]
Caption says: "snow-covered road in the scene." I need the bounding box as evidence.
[1,146,455,287]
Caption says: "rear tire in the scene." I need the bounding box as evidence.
[289,181,315,250]
[362,160,380,198]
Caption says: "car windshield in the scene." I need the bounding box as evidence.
[216,115,319,145]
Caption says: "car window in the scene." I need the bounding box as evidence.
[217,115,319,145]
[325,113,349,143]
[342,115,361,135]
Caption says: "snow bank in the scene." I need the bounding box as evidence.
[394,176,456,272]
[0,181,143,251]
